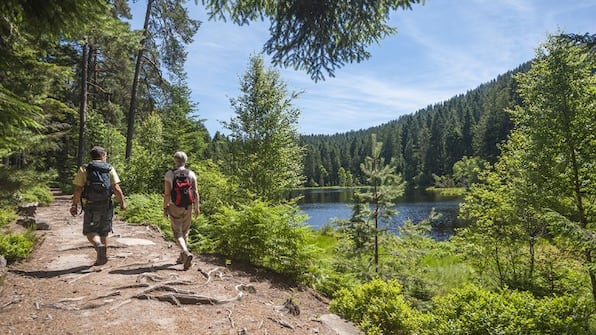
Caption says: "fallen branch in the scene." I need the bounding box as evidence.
[267,316,294,329]
[1,298,21,309]
[57,296,88,303]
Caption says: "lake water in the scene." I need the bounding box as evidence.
[290,188,462,241]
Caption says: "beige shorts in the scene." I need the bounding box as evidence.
[167,205,192,238]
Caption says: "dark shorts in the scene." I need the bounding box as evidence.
[83,201,113,237]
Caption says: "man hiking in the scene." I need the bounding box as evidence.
[163,151,200,270]
[70,146,126,265]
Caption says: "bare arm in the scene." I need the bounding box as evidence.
[70,185,84,216]
[112,183,126,210]
[163,179,171,217]
[193,178,200,218]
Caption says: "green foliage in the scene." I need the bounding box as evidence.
[428,285,595,335]
[0,168,56,207]
[452,156,489,188]
[211,199,316,277]
[224,54,305,202]
[512,34,596,298]
[191,161,238,217]
[118,193,172,240]
[0,208,17,228]
[0,0,109,40]
[459,33,596,299]
[203,0,423,81]
[18,185,54,206]
[330,279,425,335]
[119,138,167,195]
[0,231,36,263]
[347,133,406,273]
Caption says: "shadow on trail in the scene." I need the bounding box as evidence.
[109,263,178,275]
[10,265,93,278]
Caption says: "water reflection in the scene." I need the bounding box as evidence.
[290,188,463,241]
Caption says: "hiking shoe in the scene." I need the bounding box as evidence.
[176,251,186,264]
[183,251,193,271]
[95,244,107,265]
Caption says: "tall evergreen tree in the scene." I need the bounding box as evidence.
[224,54,305,201]
[126,0,200,159]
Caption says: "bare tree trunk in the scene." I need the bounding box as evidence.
[77,39,89,167]
[126,0,153,159]
[90,47,98,110]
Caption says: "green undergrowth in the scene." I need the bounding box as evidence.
[0,230,37,264]
[0,208,17,229]
[117,193,172,239]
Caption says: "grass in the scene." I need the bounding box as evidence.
[425,187,466,197]
[419,253,475,295]
[310,230,338,262]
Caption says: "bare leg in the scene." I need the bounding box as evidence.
[86,233,102,246]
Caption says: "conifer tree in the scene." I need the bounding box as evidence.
[224,54,305,201]
[353,134,405,273]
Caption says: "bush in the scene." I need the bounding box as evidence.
[428,284,595,335]
[0,208,17,228]
[0,231,36,263]
[330,279,426,335]
[19,185,53,206]
[0,168,55,207]
[211,199,316,277]
[118,193,172,239]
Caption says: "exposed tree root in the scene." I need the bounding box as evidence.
[133,283,255,305]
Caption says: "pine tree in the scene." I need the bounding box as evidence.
[224,54,305,201]
[354,134,405,273]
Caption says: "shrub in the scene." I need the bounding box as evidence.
[0,231,36,263]
[211,199,316,277]
[0,168,55,207]
[19,185,53,206]
[428,284,594,335]
[118,193,172,239]
[0,208,17,228]
[330,279,425,335]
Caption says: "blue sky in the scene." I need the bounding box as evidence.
[129,0,595,136]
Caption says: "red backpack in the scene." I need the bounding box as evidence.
[170,169,195,208]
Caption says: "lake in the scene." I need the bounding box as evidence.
[290,188,463,241]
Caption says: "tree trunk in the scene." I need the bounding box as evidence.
[77,39,89,167]
[126,0,153,159]
[90,47,98,110]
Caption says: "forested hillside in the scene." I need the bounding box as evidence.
[300,63,529,187]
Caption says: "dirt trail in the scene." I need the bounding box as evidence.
[0,190,353,335]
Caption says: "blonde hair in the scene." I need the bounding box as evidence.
[173,151,187,168]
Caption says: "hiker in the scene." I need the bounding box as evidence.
[163,151,200,270]
[70,146,126,266]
